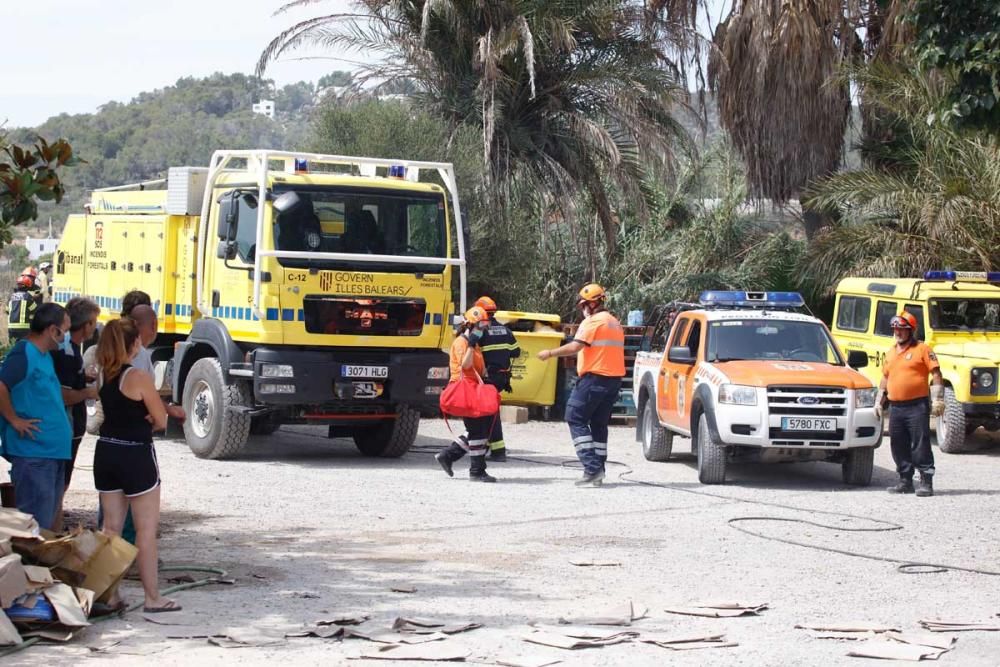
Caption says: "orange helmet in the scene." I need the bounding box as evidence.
[891,311,918,330]
[21,267,38,278]
[577,283,606,305]
[16,275,34,289]
[474,296,498,313]
[464,306,489,325]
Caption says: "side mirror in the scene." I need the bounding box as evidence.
[217,191,239,241]
[216,240,236,260]
[667,346,696,365]
[846,349,868,369]
[273,191,302,214]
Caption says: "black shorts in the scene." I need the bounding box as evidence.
[93,438,160,497]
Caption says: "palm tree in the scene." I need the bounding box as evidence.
[800,62,1000,294]
[259,0,691,255]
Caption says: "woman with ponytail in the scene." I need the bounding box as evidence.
[93,319,177,612]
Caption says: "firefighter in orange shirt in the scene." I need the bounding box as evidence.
[879,311,944,497]
[538,284,625,486]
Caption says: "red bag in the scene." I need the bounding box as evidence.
[439,374,500,418]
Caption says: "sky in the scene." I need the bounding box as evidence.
[2,0,731,130]
[1,0,361,128]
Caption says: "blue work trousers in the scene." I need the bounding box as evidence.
[9,456,66,530]
[889,398,935,479]
[566,374,621,475]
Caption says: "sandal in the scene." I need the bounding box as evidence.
[143,599,183,613]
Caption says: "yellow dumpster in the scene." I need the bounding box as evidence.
[494,311,564,407]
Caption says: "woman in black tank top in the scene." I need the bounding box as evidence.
[93,319,177,612]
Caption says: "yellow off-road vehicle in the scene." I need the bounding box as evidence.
[832,272,1000,452]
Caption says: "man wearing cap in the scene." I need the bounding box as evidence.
[879,311,944,497]
[538,283,625,486]
[474,296,520,462]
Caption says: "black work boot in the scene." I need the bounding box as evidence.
[435,443,465,478]
[469,455,497,482]
[915,476,934,497]
[887,478,915,494]
[575,470,606,487]
[489,447,507,462]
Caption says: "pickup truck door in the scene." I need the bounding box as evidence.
[657,315,692,428]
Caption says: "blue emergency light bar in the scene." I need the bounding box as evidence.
[294,158,309,173]
[924,270,1000,282]
[699,291,806,309]
[389,165,407,179]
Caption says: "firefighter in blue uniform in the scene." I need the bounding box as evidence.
[475,296,520,461]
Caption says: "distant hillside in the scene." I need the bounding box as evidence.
[7,72,330,236]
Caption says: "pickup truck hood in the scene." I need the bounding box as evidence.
[931,341,1000,364]
[709,360,873,390]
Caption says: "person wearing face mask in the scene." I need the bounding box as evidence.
[434,306,499,482]
[537,284,625,486]
[0,303,74,529]
[878,311,944,497]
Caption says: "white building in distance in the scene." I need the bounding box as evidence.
[252,99,276,119]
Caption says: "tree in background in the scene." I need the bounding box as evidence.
[0,135,80,244]
[259,0,691,260]
[908,0,1000,131]
[800,63,1000,294]
[317,71,354,89]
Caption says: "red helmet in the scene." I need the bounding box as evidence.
[16,275,34,289]
[474,296,498,313]
[891,311,918,330]
[21,267,38,278]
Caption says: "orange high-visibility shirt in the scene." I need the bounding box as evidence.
[449,335,485,382]
[574,310,626,377]
[883,341,940,402]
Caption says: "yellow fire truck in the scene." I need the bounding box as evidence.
[53,150,467,459]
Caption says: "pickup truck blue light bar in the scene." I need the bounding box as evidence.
[924,270,1000,282]
[699,291,806,309]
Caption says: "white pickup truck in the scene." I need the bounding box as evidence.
[632,291,882,485]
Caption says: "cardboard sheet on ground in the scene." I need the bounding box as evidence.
[535,626,639,641]
[796,622,899,634]
[393,617,482,635]
[568,560,621,567]
[22,565,54,591]
[43,583,91,628]
[207,630,287,648]
[847,639,950,661]
[352,643,471,661]
[806,630,879,641]
[286,626,347,639]
[318,613,371,626]
[919,618,1000,632]
[0,609,22,646]
[637,632,729,649]
[348,627,450,644]
[522,630,634,649]
[494,657,562,667]
[391,586,417,593]
[0,553,29,608]
[0,537,12,557]
[0,508,40,540]
[557,600,647,626]
[663,601,768,618]
[886,632,957,651]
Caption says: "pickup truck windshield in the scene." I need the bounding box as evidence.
[272,186,448,272]
[929,299,1000,332]
[707,319,843,365]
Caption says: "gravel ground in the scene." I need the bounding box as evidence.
[10,419,1000,666]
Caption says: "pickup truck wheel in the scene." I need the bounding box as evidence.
[641,400,672,461]
[933,387,970,453]
[183,358,251,460]
[697,412,727,484]
[354,405,420,457]
[842,447,874,486]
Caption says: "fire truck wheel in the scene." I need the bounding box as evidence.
[841,446,874,486]
[696,412,727,484]
[183,357,251,459]
[353,405,420,457]
[933,386,971,453]
[641,400,672,461]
